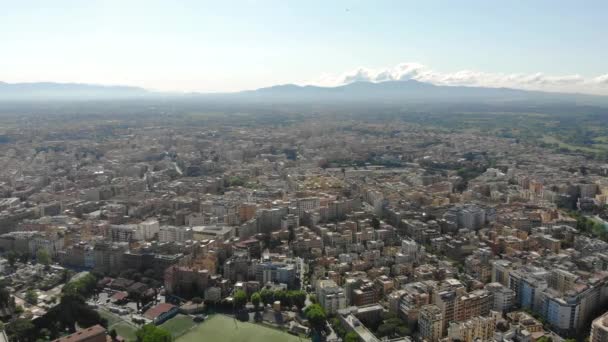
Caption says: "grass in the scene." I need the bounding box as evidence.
[541,135,602,153]
[97,308,122,326]
[97,308,138,341]
[159,314,196,338]
[112,322,138,341]
[176,314,306,342]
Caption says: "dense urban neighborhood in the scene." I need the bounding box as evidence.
[0,112,608,342]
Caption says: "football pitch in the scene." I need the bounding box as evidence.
[176,314,307,342]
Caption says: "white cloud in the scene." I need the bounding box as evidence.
[307,63,608,95]
[594,74,608,84]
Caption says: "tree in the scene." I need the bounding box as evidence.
[377,322,396,337]
[304,304,327,332]
[63,273,97,298]
[6,318,34,342]
[25,289,38,305]
[109,329,118,341]
[135,324,172,342]
[260,289,274,306]
[251,292,261,310]
[274,290,287,305]
[331,318,346,337]
[290,290,307,310]
[371,217,380,230]
[191,297,203,304]
[39,328,51,339]
[36,250,51,266]
[6,251,17,268]
[233,290,247,310]
[0,286,12,308]
[344,331,359,342]
[395,325,411,336]
[42,291,106,334]
[18,252,30,264]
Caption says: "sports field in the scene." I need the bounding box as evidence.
[159,314,196,337]
[176,314,306,342]
[97,308,137,340]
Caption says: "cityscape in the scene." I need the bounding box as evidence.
[1,1,608,342]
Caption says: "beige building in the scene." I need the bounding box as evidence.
[591,311,608,342]
[419,304,444,342]
[447,312,500,342]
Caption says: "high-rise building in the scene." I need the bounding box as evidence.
[316,279,347,314]
[591,311,608,342]
[485,282,515,313]
[419,304,444,342]
[447,313,499,342]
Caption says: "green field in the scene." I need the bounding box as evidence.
[97,308,138,340]
[541,135,603,153]
[97,308,122,326]
[159,314,196,338]
[112,322,137,341]
[176,315,305,342]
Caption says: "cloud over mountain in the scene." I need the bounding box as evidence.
[311,63,608,95]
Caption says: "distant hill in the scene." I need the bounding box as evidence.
[0,81,151,100]
[231,80,608,105]
[1,79,607,106]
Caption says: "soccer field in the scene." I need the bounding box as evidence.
[159,314,196,337]
[97,309,137,340]
[176,314,306,342]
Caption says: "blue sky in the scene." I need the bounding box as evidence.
[1,0,607,93]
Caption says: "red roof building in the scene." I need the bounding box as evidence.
[52,325,107,342]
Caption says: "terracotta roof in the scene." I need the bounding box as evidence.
[111,291,128,301]
[144,303,176,320]
[52,325,106,342]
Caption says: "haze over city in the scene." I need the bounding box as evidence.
[2,2,608,342]
[2,0,608,94]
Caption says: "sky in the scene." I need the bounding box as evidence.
[1,0,608,94]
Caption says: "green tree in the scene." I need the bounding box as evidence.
[377,322,396,337]
[233,290,247,310]
[135,324,172,342]
[0,286,12,308]
[36,250,51,266]
[274,290,287,305]
[18,252,30,264]
[331,318,346,337]
[63,273,97,298]
[25,289,38,305]
[251,292,261,310]
[45,291,105,333]
[39,328,51,339]
[6,251,17,268]
[191,297,203,304]
[109,329,118,341]
[395,325,411,336]
[344,331,359,342]
[304,304,327,332]
[290,290,307,310]
[371,217,380,230]
[6,318,34,342]
[260,289,273,305]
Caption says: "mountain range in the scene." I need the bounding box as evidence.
[0,81,149,100]
[1,80,607,106]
